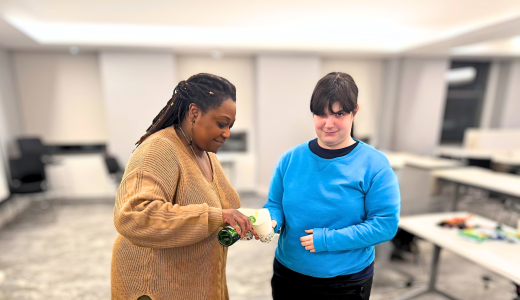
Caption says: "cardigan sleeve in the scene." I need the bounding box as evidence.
[113,138,223,249]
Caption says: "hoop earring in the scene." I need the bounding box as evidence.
[178,125,193,146]
[190,119,195,146]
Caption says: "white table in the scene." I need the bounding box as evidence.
[394,212,520,300]
[435,146,497,160]
[435,146,520,170]
[0,171,9,204]
[384,152,408,170]
[382,152,462,215]
[492,151,520,166]
[384,152,462,170]
[432,167,520,210]
[0,150,10,203]
[46,154,117,200]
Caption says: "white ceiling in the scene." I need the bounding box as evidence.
[451,36,520,56]
[1,0,520,56]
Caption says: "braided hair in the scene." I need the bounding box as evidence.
[135,73,236,147]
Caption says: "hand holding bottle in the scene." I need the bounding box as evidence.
[221,209,254,238]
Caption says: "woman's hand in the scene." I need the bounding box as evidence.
[300,229,315,253]
[222,209,255,238]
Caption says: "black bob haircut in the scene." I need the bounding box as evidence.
[310,72,358,116]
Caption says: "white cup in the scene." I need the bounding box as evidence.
[252,209,275,243]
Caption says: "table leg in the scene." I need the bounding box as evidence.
[427,245,441,291]
[393,245,457,300]
[451,182,460,211]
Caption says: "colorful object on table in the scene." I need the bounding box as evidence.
[457,225,520,244]
[459,228,489,242]
[495,225,520,244]
[438,214,473,229]
[438,214,520,244]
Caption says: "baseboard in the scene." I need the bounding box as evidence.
[0,195,32,230]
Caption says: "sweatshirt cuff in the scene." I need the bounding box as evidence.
[273,218,282,233]
[207,207,223,234]
[313,228,328,253]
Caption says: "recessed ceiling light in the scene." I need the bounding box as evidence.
[69,46,79,55]
[210,49,222,59]
[4,15,431,53]
[445,67,476,85]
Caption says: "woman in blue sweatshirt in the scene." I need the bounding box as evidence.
[264,72,400,300]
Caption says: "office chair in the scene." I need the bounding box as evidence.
[373,230,424,289]
[104,156,123,185]
[391,229,423,286]
[467,158,492,169]
[16,137,62,166]
[17,138,48,157]
[8,156,47,194]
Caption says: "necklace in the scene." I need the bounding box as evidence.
[177,125,222,202]
[178,125,201,162]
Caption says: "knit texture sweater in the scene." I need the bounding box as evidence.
[111,126,239,300]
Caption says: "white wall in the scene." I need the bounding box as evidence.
[0,50,23,155]
[177,56,256,192]
[0,49,22,201]
[376,58,402,150]
[12,53,107,145]
[99,52,176,168]
[256,55,320,196]
[393,58,449,154]
[499,60,520,128]
[479,60,500,129]
[321,59,383,143]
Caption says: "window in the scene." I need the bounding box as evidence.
[440,61,490,143]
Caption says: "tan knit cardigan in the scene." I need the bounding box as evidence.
[111,126,239,300]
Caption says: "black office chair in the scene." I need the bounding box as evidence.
[17,138,48,157]
[391,229,419,260]
[467,158,492,169]
[389,229,422,287]
[104,156,123,185]
[8,156,47,194]
[16,137,62,166]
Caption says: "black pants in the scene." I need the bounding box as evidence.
[272,273,372,300]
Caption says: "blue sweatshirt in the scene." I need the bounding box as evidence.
[264,140,400,278]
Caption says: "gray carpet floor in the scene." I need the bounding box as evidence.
[0,193,517,299]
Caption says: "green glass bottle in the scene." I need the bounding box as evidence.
[218,216,256,247]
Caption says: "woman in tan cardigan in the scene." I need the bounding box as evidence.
[111,73,254,300]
